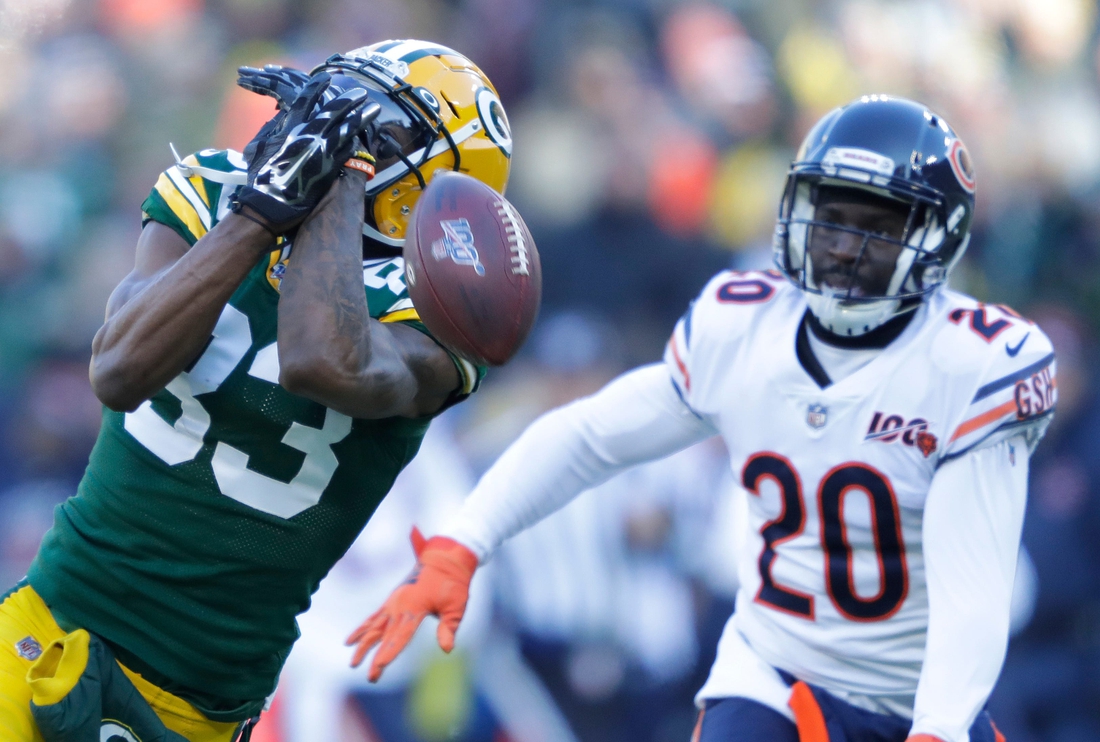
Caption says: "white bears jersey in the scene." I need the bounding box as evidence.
[663,269,1055,706]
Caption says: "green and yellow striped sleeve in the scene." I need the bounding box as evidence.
[140,153,224,246]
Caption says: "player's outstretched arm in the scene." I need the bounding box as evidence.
[908,436,1029,742]
[277,169,460,418]
[90,215,276,412]
[347,363,717,679]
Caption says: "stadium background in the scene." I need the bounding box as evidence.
[1,0,1099,740]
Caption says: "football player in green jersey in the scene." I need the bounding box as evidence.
[0,40,513,742]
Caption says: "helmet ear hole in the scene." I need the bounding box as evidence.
[439,91,460,118]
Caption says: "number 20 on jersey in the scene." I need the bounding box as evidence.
[743,452,907,623]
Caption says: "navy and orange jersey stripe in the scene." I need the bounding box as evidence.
[942,352,1056,463]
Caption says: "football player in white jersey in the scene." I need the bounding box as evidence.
[349,96,1055,742]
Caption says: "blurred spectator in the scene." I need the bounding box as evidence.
[0,480,70,588]
[2,357,101,487]
[661,5,777,141]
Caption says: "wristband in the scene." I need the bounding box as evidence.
[345,148,376,177]
[228,194,279,238]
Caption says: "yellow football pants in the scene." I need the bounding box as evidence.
[0,584,239,742]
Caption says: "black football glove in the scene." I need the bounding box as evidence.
[236,64,310,111]
[232,72,380,234]
[236,65,310,167]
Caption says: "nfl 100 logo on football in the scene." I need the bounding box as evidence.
[432,219,485,276]
[865,412,938,458]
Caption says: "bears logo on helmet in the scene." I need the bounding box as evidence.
[773,95,977,336]
[947,138,975,193]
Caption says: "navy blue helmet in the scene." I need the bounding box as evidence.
[773,95,976,335]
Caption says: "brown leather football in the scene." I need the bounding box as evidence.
[403,171,541,367]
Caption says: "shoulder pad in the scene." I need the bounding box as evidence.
[141,149,245,245]
[665,269,792,407]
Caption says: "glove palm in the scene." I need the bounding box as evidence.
[346,527,479,682]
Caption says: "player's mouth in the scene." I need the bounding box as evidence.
[819,276,869,299]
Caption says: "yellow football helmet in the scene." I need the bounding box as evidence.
[313,40,513,250]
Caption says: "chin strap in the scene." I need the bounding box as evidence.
[805,292,902,337]
[170,143,248,185]
[362,220,405,247]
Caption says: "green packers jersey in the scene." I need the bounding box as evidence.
[27,150,482,717]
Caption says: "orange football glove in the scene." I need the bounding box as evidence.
[346,526,479,682]
[906,736,946,742]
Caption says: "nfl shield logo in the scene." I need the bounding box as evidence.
[15,636,42,661]
[807,404,828,430]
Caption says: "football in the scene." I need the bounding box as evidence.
[403,171,541,367]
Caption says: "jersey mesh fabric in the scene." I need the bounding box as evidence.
[27,150,477,717]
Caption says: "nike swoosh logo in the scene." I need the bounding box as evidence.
[1006,332,1029,357]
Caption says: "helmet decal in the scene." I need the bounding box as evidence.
[476,87,512,157]
[414,87,442,115]
[344,49,409,79]
[947,138,975,193]
[822,147,896,177]
[101,721,141,742]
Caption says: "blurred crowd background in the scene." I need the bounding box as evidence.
[2,0,1100,741]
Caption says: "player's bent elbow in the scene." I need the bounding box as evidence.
[340,364,411,419]
[279,357,407,418]
[279,344,344,393]
[91,378,144,412]
[89,357,145,413]
[278,356,329,400]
